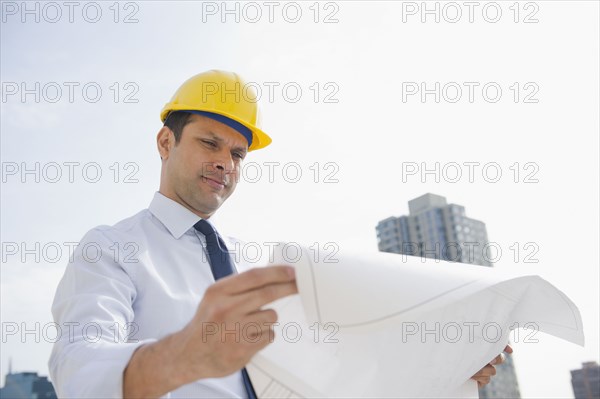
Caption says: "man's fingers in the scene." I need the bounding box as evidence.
[237,313,279,349]
[250,324,277,351]
[473,364,496,378]
[233,281,298,314]
[472,372,492,387]
[475,376,491,387]
[487,343,512,367]
[217,266,296,295]
[243,308,279,327]
[490,353,505,365]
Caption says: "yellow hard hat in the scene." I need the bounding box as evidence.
[160,70,271,151]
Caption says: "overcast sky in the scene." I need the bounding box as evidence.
[1,1,599,398]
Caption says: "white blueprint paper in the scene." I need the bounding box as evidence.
[247,243,584,398]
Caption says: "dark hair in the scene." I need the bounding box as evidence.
[163,111,193,143]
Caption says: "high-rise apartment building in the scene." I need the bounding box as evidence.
[377,193,492,266]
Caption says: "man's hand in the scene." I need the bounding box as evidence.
[471,344,513,388]
[123,265,297,398]
[177,265,298,381]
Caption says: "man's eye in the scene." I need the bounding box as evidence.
[202,140,217,148]
[233,152,245,160]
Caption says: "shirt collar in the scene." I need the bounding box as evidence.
[149,192,208,239]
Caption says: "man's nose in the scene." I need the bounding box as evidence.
[212,150,236,173]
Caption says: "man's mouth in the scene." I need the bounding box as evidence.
[202,176,226,190]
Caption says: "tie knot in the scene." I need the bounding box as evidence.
[194,219,216,237]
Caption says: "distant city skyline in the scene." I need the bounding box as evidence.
[0,359,56,399]
[571,361,600,399]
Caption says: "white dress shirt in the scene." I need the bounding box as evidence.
[49,192,249,398]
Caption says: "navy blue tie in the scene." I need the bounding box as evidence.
[194,219,258,399]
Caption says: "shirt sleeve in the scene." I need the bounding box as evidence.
[48,227,157,398]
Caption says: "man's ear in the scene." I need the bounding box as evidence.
[157,126,174,160]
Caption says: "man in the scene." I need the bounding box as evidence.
[49,70,508,398]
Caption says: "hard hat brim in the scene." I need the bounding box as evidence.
[161,105,271,151]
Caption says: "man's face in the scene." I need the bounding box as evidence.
[158,114,248,218]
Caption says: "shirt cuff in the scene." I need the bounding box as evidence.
[50,338,158,399]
